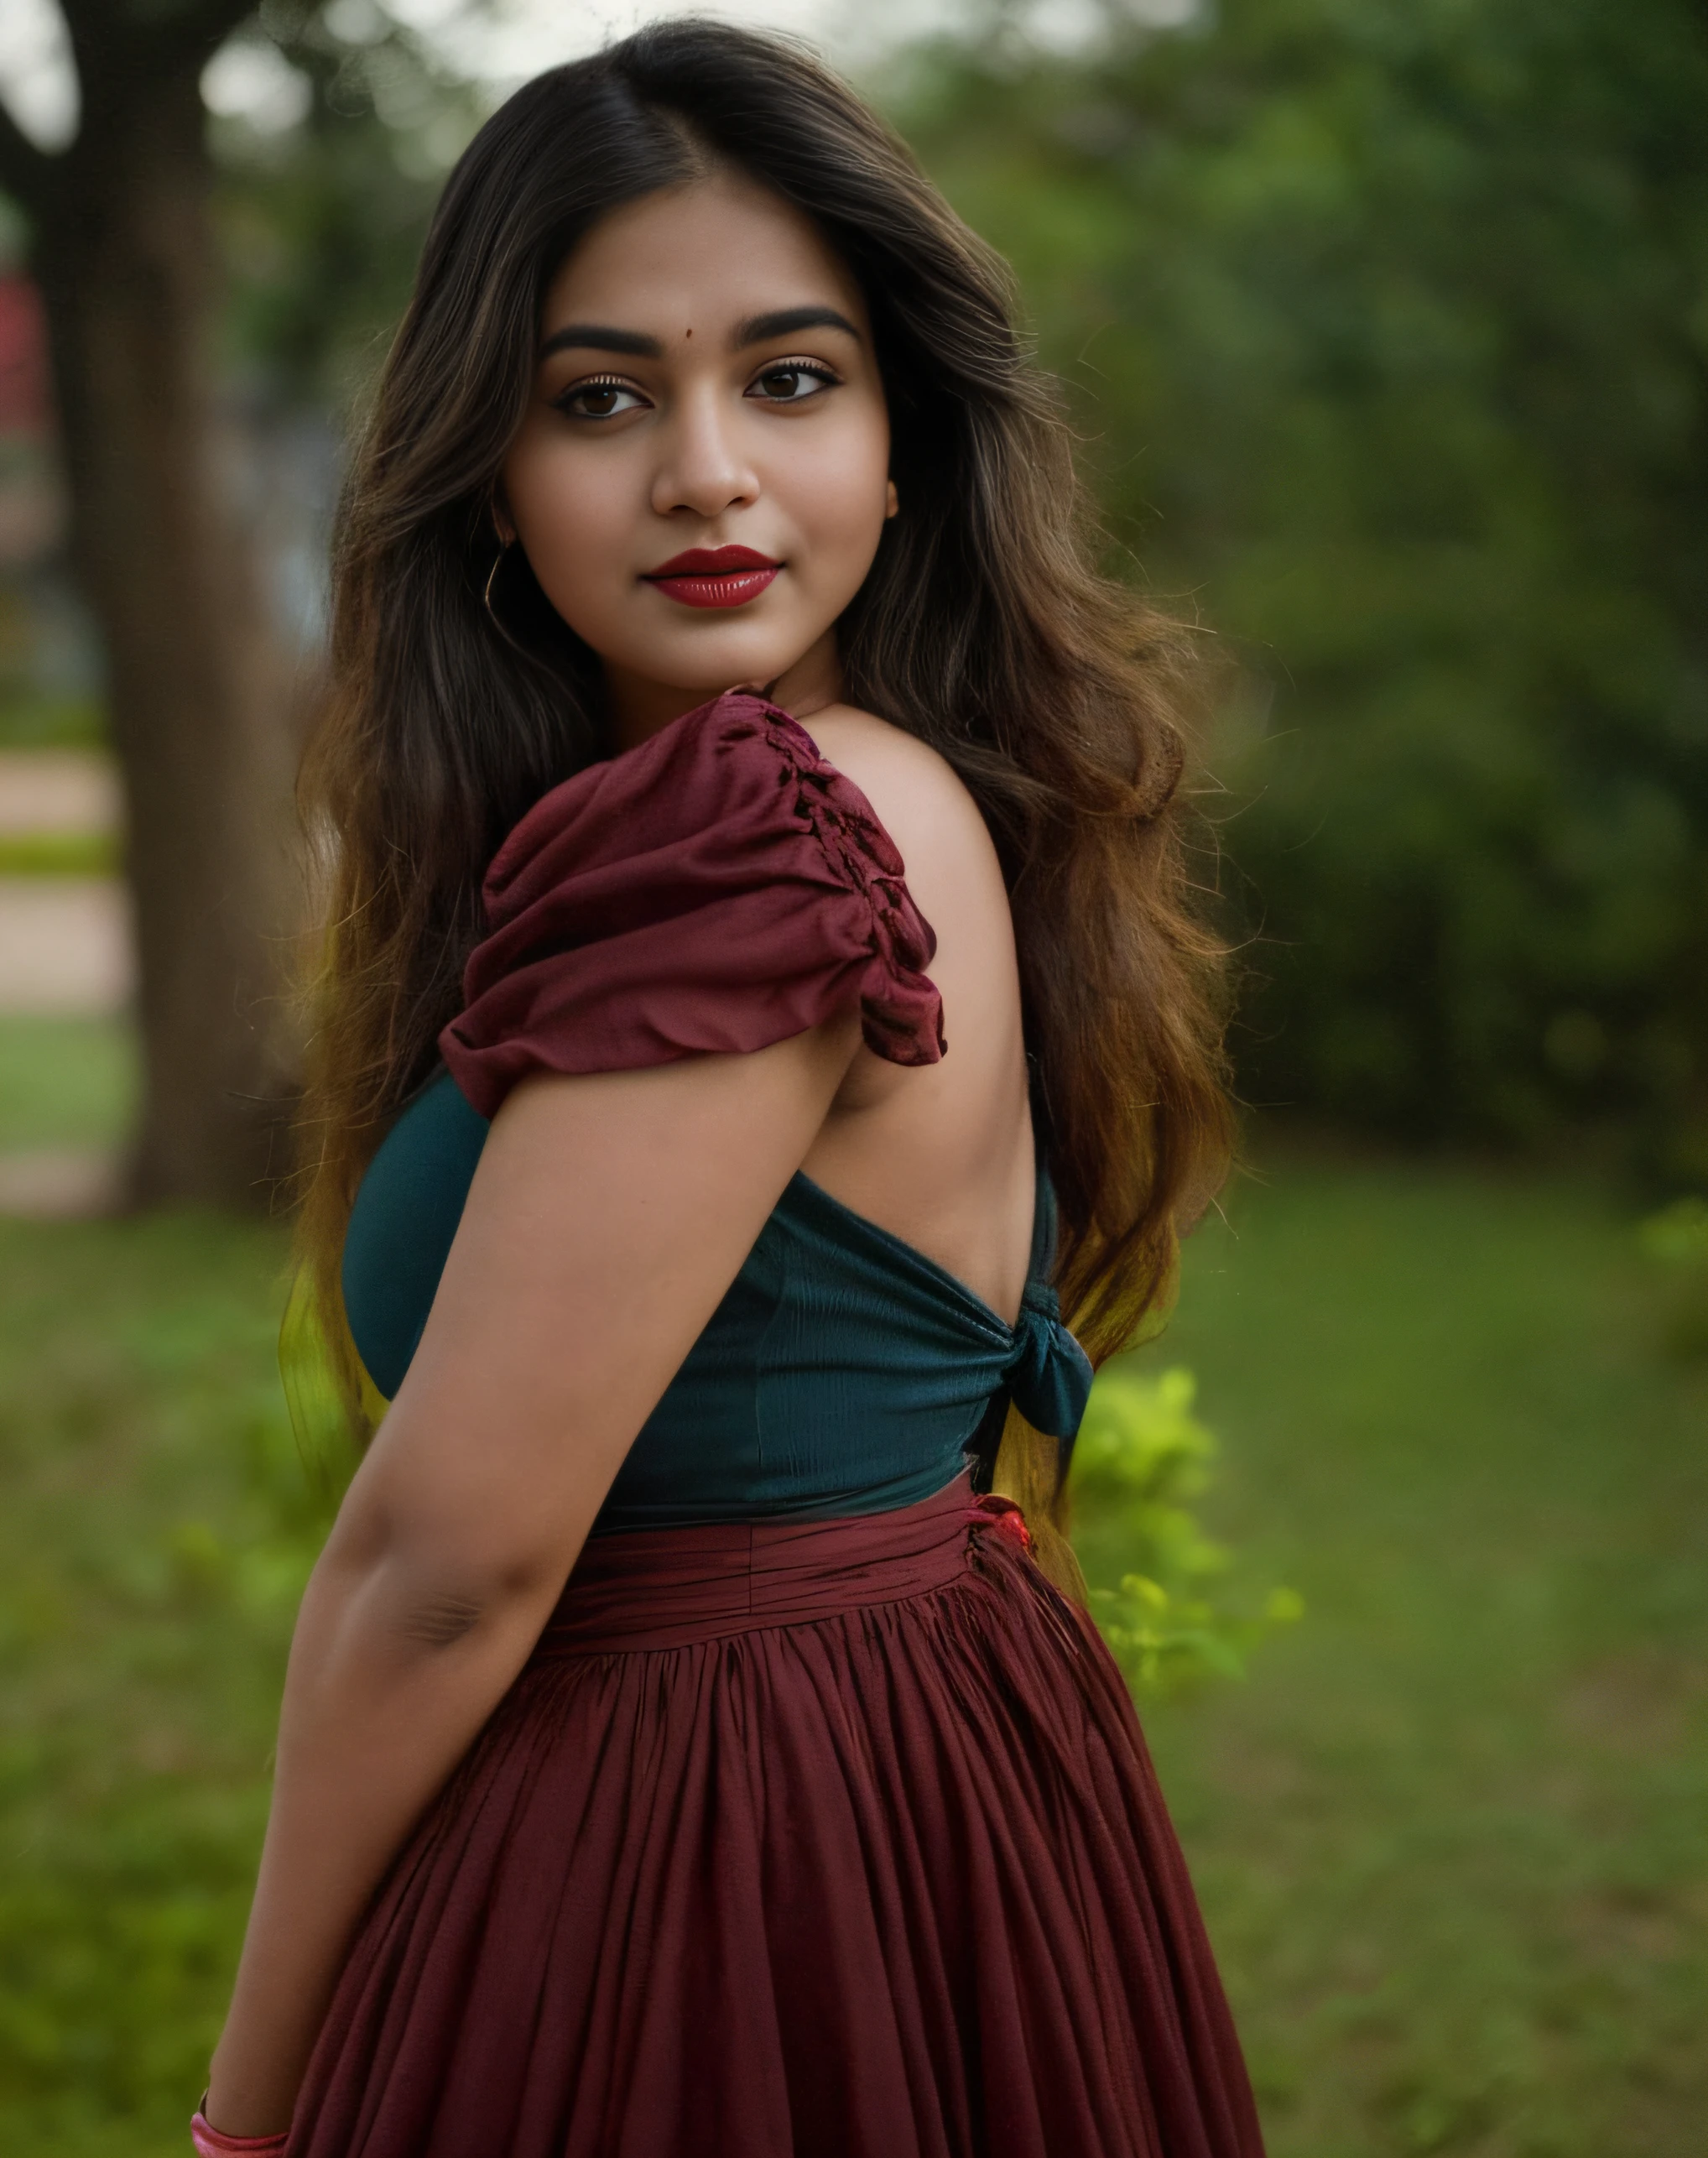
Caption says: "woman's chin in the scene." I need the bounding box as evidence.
[607,641,822,706]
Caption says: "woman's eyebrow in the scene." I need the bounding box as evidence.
[538,323,664,360]
[536,309,862,362]
[733,306,862,348]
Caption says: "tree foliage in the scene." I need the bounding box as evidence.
[898,0,1708,1172]
[211,2,474,412]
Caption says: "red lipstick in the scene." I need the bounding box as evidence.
[643,545,779,609]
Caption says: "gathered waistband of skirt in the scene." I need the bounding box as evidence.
[530,1473,1025,1657]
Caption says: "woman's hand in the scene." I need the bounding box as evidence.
[206,1019,859,2135]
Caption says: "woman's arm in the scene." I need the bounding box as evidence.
[205,1020,858,2135]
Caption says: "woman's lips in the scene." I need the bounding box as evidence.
[643,545,780,610]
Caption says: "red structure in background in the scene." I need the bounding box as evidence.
[0,276,51,440]
[0,274,64,571]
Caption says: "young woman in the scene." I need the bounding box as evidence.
[198,21,1258,2157]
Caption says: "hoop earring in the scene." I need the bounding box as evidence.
[483,540,514,626]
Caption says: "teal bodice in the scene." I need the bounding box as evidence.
[334,691,1094,1535]
[342,1069,1092,1536]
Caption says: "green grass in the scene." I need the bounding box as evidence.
[0,697,106,753]
[1121,1155,1708,2158]
[0,835,118,878]
[0,1211,306,2157]
[0,1018,136,1153]
[0,1012,1701,2154]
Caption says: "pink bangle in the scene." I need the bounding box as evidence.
[190,2109,289,2155]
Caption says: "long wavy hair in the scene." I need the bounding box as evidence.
[294,18,1232,1588]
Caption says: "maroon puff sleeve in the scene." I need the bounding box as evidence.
[438,691,946,1120]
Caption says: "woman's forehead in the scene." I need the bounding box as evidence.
[540,175,870,348]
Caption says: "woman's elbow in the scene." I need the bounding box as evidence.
[311,1502,565,1665]
[384,1579,497,1652]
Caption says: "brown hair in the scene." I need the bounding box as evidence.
[294,19,1232,1588]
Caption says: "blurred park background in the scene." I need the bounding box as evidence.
[0,0,1705,2150]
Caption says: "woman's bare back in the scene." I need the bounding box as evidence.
[798,704,1037,1324]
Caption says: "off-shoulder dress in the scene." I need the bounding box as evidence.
[284,693,1265,2158]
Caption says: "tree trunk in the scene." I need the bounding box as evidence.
[31,55,305,1208]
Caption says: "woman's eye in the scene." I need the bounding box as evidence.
[556,380,648,420]
[747,362,837,404]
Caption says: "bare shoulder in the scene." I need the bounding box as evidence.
[789,706,1033,1295]
[796,703,1002,913]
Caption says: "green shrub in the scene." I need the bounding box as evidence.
[1071,1367,1300,1693]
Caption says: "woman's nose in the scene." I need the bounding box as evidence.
[650,388,760,519]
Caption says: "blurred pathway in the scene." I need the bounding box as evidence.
[0,876,133,1012]
[0,750,131,1217]
[0,751,122,839]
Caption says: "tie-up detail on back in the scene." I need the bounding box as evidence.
[331,689,1092,1533]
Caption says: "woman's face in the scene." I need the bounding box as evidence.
[501,171,896,742]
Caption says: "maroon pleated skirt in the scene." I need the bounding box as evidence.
[287,1477,1264,2158]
